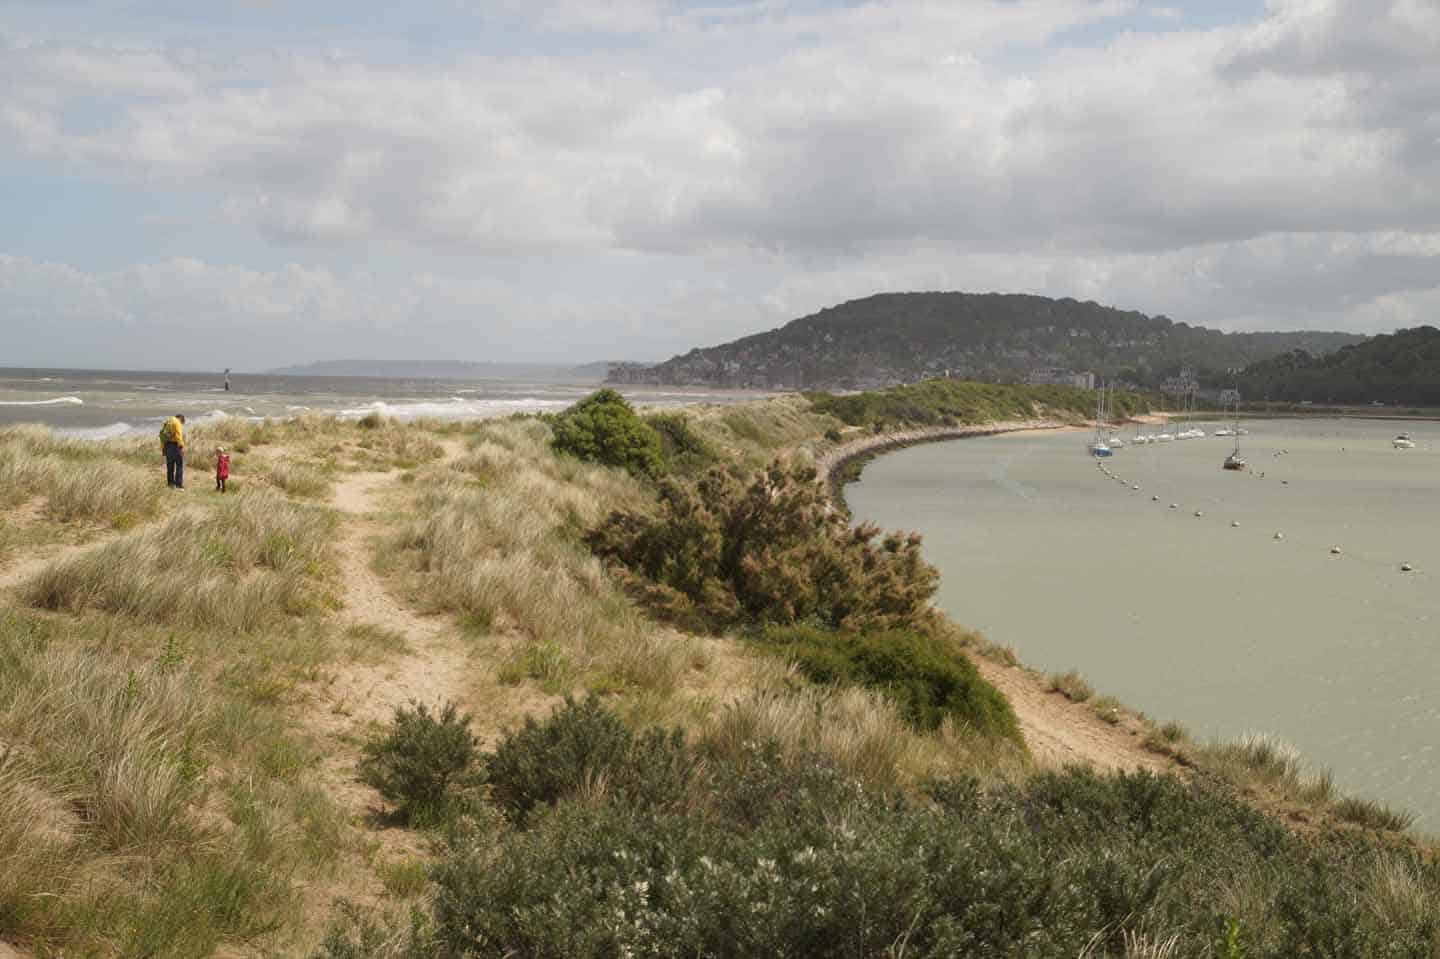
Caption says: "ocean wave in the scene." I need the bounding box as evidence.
[337,397,571,420]
[0,395,84,406]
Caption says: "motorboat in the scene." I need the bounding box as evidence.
[1394,434,1416,449]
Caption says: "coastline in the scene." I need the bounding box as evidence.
[825,411,1430,840]
[815,418,1076,502]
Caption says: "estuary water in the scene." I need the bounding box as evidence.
[848,418,1440,828]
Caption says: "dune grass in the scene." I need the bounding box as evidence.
[0,613,349,954]
[0,426,162,526]
[22,487,337,631]
[386,418,697,696]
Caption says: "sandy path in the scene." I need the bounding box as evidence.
[305,469,473,820]
[972,654,1172,774]
[285,462,478,939]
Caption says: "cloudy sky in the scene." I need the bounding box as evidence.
[1,0,1436,371]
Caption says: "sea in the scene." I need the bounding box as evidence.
[848,418,1440,829]
[0,367,763,439]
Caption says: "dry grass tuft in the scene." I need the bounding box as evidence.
[0,427,162,524]
[1047,669,1094,703]
[1194,731,1337,806]
[23,488,337,631]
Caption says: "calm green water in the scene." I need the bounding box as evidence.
[848,419,1440,827]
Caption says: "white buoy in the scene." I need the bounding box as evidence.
[1330,546,1342,555]
[1231,521,1240,527]
[1274,532,1284,540]
[1169,503,1178,509]
[1132,485,1140,490]
[1152,495,1159,501]
[1195,510,1204,517]
[1401,563,1414,572]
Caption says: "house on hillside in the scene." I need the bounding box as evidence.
[1025,367,1096,390]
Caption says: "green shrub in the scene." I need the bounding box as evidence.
[484,696,696,827]
[643,412,720,475]
[758,625,1019,740]
[357,701,478,824]
[807,379,1143,429]
[551,389,664,479]
[587,461,939,632]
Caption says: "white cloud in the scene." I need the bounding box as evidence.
[0,0,1438,366]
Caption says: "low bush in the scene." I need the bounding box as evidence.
[757,625,1020,740]
[551,389,664,479]
[484,696,697,827]
[358,701,478,824]
[643,411,720,475]
[587,461,939,633]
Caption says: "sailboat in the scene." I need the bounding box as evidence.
[1222,390,1246,470]
[1089,381,1114,458]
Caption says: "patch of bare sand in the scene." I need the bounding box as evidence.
[0,528,124,593]
[970,655,1172,774]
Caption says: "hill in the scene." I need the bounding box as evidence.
[607,292,1364,390]
[1237,326,1440,406]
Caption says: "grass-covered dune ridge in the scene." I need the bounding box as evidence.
[806,377,1141,430]
[0,388,1432,958]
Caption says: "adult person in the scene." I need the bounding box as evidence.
[159,413,187,490]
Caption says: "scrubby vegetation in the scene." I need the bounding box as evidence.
[588,460,938,633]
[550,388,665,479]
[359,701,479,825]
[756,624,1019,740]
[807,378,1143,431]
[642,411,721,475]
[323,698,1440,959]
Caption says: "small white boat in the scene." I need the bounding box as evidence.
[1394,434,1416,449]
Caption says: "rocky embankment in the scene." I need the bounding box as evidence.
[815,418,1068,497]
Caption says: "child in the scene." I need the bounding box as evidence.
[215,446,230,493]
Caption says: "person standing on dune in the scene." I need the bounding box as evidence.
[160,413,187,490]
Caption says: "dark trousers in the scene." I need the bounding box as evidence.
[164,443,184,488]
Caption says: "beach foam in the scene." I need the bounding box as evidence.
[336,397,571,420]
[0,395,83,406]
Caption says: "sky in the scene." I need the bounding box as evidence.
[0,0,1437,371]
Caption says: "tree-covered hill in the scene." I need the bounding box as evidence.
[1237,326,1440,406]
[609,292,1364,390]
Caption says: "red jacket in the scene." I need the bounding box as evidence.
[216,454,230,479]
